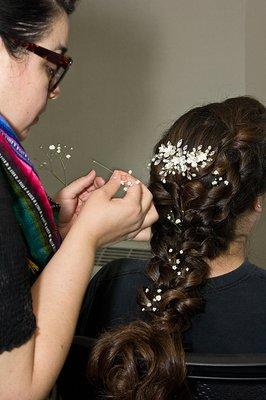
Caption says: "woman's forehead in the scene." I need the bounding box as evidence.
[39,13,70,52]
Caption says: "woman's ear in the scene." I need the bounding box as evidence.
[253,195,264,212]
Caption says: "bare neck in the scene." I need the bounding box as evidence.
[206,239,247,278]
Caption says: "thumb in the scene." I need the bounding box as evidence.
[66,170,96,197]
[100,170,123,199]
[94,176,105,188]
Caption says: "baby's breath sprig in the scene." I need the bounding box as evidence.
[35,143,74,187]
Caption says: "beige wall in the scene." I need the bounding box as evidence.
[25,0,265,265]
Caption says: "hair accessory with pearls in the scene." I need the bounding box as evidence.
[148,139,216,182]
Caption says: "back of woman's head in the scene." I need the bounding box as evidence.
[88,96,266,399]
[0,0,78,56]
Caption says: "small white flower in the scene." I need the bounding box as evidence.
[38,142,74,188]
[180,250,184,254]
[176,259,181,264]
[145,288,149,293]
[172,265,177,270]
[152,307,157,312]
[155,295,162,301]
[147,302,152,307]
[212,180,218,186]
[157,289,162,293]
[177,271,182,276]
[186,267,190,272]
[169,248,173,253]
[224,180,229,185]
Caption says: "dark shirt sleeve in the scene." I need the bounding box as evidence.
[0,169,36,353]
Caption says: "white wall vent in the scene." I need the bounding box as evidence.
[93,241,151,275]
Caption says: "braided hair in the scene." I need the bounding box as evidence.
[88,96,266,399]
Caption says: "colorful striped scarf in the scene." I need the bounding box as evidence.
[0,115,62,283]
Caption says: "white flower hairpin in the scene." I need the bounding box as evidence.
[91,160,139,191]
[148,139,216,183]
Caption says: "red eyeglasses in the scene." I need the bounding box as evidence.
[12,39,73,93]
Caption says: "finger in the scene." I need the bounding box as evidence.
[138,204,159,230]
[77,176,106,203]
[131,227,151,241]
[121,174,143,204]
[65,170,96,198]
[127,205,158,241]
[121,173,153,214]
[94,176,106,188]
[139,182,154,214]
[100,170,126,199]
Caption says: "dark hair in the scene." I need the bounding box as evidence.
[88,96,266,399]
[0,0,78,56]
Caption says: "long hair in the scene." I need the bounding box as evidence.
[0,0,78,56]
[88,96,266,399]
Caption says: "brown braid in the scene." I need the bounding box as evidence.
[88,96,266,399]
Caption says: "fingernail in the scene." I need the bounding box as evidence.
[112,170,119,179]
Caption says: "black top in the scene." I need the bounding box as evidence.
[77,257,266,354]
[0,168,36,353]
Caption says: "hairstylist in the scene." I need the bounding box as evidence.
[0,1,158,399]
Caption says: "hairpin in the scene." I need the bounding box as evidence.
[148,139,215,182]
[91,159,137,191]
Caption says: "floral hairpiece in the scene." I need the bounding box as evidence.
[148,139,216,183]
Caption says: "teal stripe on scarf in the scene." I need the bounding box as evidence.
[0,115,62,282]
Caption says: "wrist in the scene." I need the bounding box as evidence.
[66,218,99,252]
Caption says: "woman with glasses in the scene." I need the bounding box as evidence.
[0,1,158,399]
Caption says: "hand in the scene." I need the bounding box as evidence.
[53,170,105,239]
[72,170,159,249]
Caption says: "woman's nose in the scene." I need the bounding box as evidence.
[49,85,61,100]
